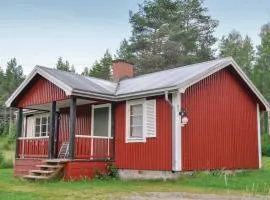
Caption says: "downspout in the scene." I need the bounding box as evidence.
[165,90,181,172]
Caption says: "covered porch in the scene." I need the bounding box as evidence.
[16,97,115,161]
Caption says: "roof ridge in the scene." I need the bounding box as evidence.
[35,65,115,85]
[36,57,232,84]
[123,57,232,81]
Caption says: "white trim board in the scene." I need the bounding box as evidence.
[172,91,182,171]
[257,104,262,168]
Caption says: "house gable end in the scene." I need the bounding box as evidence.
[16,74,68,108]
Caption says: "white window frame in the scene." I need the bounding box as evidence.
[126,99,146,143]
[91,103,112,138]
[34,113,50,138]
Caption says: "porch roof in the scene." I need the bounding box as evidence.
[5,57,270,110]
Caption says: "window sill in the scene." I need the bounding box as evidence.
[126,137,146,143]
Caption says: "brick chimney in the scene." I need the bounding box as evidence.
[112,59,134,82]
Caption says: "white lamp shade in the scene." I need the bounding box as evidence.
[182,116,188,124]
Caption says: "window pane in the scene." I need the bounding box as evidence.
[35,126,40,137]
[42,124,47,133]
[131,116,143,126]
[130,126,143,138]
[41,132,47,137]
[35,118,41,125]
[42,117,47,124]
[131,104,142,115]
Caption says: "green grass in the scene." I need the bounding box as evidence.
[0,158,269,199]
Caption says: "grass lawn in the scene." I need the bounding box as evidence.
[0,158,269,199]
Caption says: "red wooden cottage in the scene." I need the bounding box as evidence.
[6,57,269,180]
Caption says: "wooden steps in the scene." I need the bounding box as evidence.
[23,159,68,181]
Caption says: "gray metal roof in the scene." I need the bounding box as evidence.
[37,66,117,95]
[37,57,232,96]
[116,58,231,96]
[5,57,270,110]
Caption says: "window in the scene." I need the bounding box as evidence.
[126,99,156,143]
[91,104,111,137]
[130,104,143,138]
[34,114,50,137]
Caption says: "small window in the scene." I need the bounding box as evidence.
[126,99,156,143]
[34,114,50,137]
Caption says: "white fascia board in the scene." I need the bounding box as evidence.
[5,67,73,107]
[178,58,270,111]
[257,103,262,168]
[36,68,73,95]
[230,59,270,111]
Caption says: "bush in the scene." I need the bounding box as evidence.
[0,151,13,169]
[107,163,119,179]
[1,125,9,137]
[262,133,270,156]
[1,135,15,151]
[0,152,4,165]
[94,163,119,180]
[0,122,16,138]
[1,159,13,168]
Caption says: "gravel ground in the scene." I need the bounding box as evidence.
[120,192,270,200]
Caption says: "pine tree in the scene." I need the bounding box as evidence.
[56,57,76,73]
[115,39,136,62]
[219,30,255,77]
[253,26,270,101]
[128,0,218,74]
[88,50,112,80]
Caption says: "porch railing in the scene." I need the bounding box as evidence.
[75,135,114,160]
[18,137,49,158]
[17,135,114,160]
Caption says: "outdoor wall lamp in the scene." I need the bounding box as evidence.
[179,108,188,127]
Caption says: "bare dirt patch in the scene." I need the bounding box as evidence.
[120,192,270,200]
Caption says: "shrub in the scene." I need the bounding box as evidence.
[261,133,270,157]
[107,163,119,179]
[94,163,119,180]
[0,152,4,165]
[1,159,13,168]
[1,125,9,137]
[1,135,15,151]
[0,151,13,169]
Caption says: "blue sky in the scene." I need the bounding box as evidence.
[0,0,269,74]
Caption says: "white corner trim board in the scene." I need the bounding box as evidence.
[257,103,262,168]
[172,91,182,171]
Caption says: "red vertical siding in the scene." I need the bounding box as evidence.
[58,104,92,154]
[182,68,259,171]
[18,138,48,158]
[115,97,172,171]
[64,161,111,180]
[18,75,67,107]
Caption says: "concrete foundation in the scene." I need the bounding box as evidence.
[118,169,181,180]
